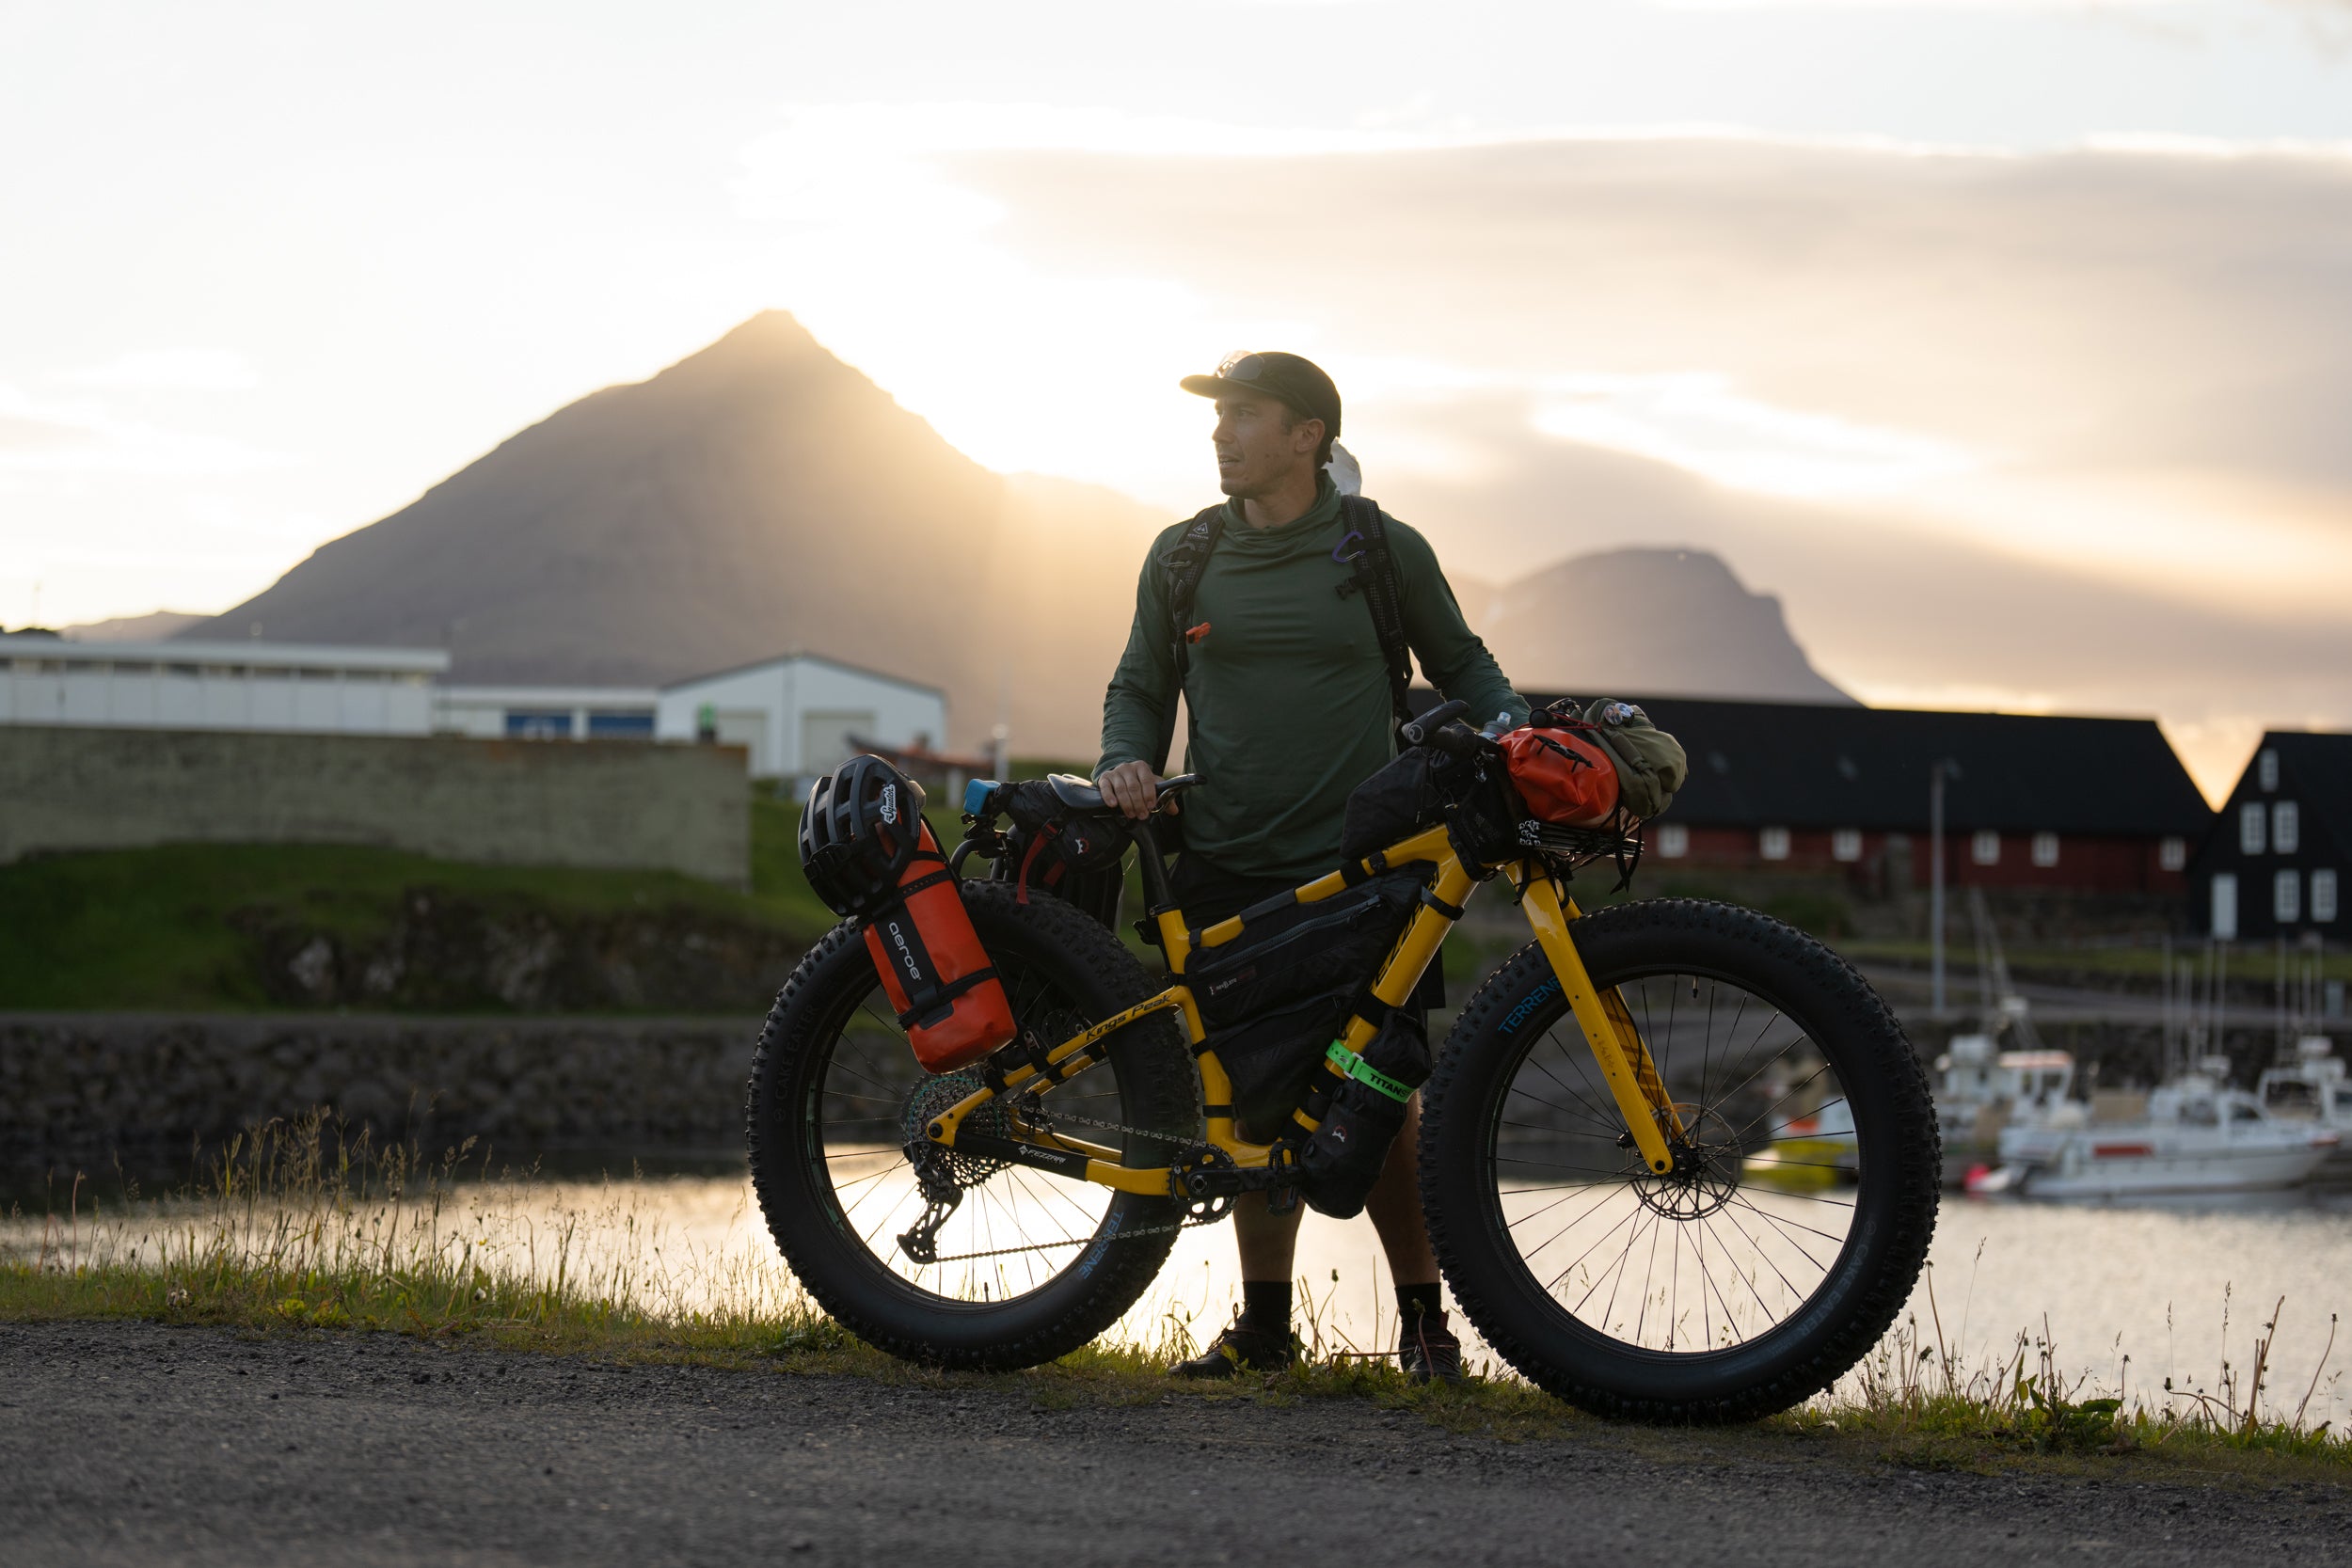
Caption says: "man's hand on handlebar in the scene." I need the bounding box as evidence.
[1096,760,1169,821]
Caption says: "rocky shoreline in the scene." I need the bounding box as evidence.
[1,1010,767,1169]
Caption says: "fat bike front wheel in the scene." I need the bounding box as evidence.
[747,881,1199,1370]
[1420,898,1939,1421]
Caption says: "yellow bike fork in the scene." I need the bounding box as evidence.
[1511,868,1685,1175]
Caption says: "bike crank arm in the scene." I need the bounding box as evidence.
[1511,867,1686,1175]
[941,1132,1175,1196]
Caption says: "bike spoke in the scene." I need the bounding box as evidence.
[1488,957,1865,1359]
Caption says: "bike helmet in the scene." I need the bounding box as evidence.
[799,754,929,916]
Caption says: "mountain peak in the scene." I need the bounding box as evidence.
[1475,546,1851,705]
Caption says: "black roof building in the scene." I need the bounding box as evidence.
[1498,693,2214,840]
[2186,731,2350,942]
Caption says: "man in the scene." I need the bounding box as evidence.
[1095,352,1526,1381]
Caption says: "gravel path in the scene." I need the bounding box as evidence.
[3,1321,2344,1567]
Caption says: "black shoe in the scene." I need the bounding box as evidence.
[1169,1320,1294,1379]
[1400,1311,1464,1385]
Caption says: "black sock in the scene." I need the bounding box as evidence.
[1239,1280,1292,1336]
[1395,1282,1444,1329]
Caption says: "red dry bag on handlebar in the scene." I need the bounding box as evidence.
[801,756,1017,1074]
[1498,725,1621,827]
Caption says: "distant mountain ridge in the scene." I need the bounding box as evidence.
[184,312,1846,755]
[1459,548,1849,706]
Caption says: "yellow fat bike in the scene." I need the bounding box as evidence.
[748,709,1940,1421]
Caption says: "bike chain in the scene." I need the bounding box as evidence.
[908,1097,1227,1264]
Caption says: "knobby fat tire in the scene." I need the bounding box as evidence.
[747,881,1200,1370]
[1419,898,1940,1422]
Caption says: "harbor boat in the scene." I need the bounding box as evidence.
[1934,1029,2077,1150]
[2257,1037,2352,1174]
[1743,1096,1857,1189]
[1981,1059,2339,1199]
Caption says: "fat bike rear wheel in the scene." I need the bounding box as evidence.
[1420,898,1939,1421]
[747,881,1198,1370]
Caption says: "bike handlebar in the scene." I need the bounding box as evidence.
[1401,700,1470,746]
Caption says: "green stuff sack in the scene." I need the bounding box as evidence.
[1580,699,1689,819]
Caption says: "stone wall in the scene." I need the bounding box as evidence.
[0,726,750,885]
[1,1011,771,1167]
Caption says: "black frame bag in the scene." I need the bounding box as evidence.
[1185,869,1427,1138]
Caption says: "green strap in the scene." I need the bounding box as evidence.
[1327,1040,1414,1103]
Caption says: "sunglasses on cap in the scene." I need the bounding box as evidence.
[1216,351,1270,381]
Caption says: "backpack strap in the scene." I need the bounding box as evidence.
[1333,494,1416,736]
[1153,504,1226,773]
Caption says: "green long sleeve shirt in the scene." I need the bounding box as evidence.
[1097,477,1527,883]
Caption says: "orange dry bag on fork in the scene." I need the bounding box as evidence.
[799,756,1016,1073]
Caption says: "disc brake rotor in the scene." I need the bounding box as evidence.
[1629,1103,1742,1221]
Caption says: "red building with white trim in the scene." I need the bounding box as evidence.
[1506,693,2213,896]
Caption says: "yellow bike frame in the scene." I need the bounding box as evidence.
[922,824,1686,1190]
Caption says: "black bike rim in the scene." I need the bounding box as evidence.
[795,947,1151,1309]
[1477,963,1873,1364]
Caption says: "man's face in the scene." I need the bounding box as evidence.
[1211,391,1322,499]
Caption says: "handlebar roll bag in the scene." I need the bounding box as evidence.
[865,819,1018,1073]
[1498,727,1621,827]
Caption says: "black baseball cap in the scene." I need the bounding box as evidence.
[1181,351,1342,446]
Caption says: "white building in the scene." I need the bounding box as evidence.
[0,639,447,734]
[655,653,946,781]
[434,685,659,741]
[4,636,946,784]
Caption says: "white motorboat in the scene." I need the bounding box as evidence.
[1935,1030,2076,1151]
[1985,1059,2339,1199]
[2257,1037,2352,1174]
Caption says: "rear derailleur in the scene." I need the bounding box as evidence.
[897,1140,964,1265]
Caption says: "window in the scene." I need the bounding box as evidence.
[1656,823,1689,859]
[2313,869,2339,924]
[2031,832,2059,867]
[2258,748,2279,791]
[2274,869,2300,925]
[1758,826,1790,862]
[1832,827,1863,863]
[2211,873,2238,940]
[1971,830,2001,865]
[2240,800,2266,855]
[504,710,575,739]
[2274,801,2300,855]
[586,711,656,739]
[2159,836,2186,872]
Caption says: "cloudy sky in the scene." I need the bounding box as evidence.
[6,0,2350,793]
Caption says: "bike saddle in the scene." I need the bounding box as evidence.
[1044,773,1116,813]
[1041,772,1206,815]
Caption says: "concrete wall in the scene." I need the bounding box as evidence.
[0,1011,769,1164]
[0,725,749,885]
